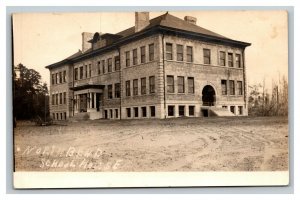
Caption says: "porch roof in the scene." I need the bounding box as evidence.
[70,84,105,91]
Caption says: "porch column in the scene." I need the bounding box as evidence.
[89,92,92,109]
[93,93,96,109]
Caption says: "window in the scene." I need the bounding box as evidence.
[189,106,195,116]
[168,106,175,116]
[179,105,185,116]
[134,107,139,117]
[60,113,63,120]
[167,76,174,93]
[133,49,137,65]
[97,61,101,74]
[52,74,55,84]
[115,83,120,98]
[108,58,112,73]
[126,80,131,96]
[102,60,106,74]
[56,94,58,105]
[115,109,118,118]
[188,77,194,94]
[221,80,227,95]
[56,73,59,84]
[104,110,108,119]
[229,80,235,95]
[91,93,94,108]
[149,76,155,93]
[238,106,243,115]
[166,43,173,60]
[52,113,55,120]
[126,108,131,118]
[237,81,243,95]
[74,68,78,80]
[177,44,183,61]
[228,53,233,67]
[63,71,66,82]
[149,43,154,61]
[141,46,146,63]
[203,49,211,64]
[177,76,185,93]
[59,93,62,104]
[115,56,120,71]
[230,106,235,114]
[141,107,147,117]
[85,65,87,78]
[222,106,228,109]
[107,85,113,99]
[126,51,130,67]
[63,92,66,104]
[187,46,193,62]
[59,72,62,83]
[56,113,59,120]
[150,106,155,117]
[133,79,138,96]
[141,77,146,95]
[64,112,66,120]
[236,54,241,68]
[79,66,83,79]
[89,64,91,77]
[110,109,113,119]
[52,94,55,105]
[220,51,226,66]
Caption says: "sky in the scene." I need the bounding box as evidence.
[13,10,288,91]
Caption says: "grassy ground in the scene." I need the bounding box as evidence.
[14,116,288,172]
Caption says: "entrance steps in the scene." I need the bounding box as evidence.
[209,107,235,117]
[69,112,90,122]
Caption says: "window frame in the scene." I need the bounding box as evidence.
[228,53,233,67]
[141,77,146,95]
[108,58,112,73]
[187,46,193,62]
[219,51,226,66]
[114,83,120,98]
[166,43,173,60]
[140,46,146,64]
[203,48,211,64]
[133,49,138,65]
[107,84,113,99]
[177,76,185,93]
[188,77,194,94]
[229,80,235,95]
[167,75,175,93]
[149,43,154,61]
[125,80,131,96]
[149,76,155,93]
[237,81,243,95]
[115,56,120,71]
[133,79,138,96]
[221,80,227,95]
[125,51,130,67]
[176,44,183,61]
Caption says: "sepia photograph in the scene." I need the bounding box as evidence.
[12,10,289,188]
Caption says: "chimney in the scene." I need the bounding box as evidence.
[135,12,150,32]
[82,32,93,53]
[184,16,197,25]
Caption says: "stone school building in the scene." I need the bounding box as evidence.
[46,12,251,120]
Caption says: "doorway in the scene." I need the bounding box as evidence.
[202,85,216,106]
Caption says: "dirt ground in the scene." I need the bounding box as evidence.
[14,116,289,172]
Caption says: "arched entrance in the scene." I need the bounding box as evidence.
[202,85,216,106]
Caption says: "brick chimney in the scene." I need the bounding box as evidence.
[184,16,197,25]
[135,12,150,32]
[82,32,93,53]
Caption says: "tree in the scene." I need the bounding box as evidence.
[13,63,50,121]
[248,75,288,116]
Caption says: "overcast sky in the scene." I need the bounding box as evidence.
[13,10,288,91]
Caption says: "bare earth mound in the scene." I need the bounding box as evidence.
[14,116,288,172]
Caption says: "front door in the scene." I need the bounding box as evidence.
[79,94,87,112]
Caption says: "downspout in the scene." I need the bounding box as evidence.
[118,47,122,120]
[242,48,247,114]
[162,34,166,119]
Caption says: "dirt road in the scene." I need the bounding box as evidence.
[14,116,288,172]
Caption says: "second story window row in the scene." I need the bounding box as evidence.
[51,70,67,85]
